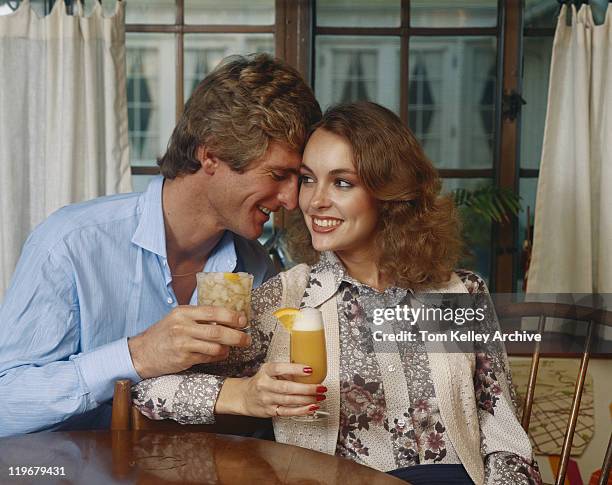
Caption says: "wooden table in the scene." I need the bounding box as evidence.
[0,431,407,484]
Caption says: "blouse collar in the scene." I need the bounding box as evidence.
[300,251,413,309]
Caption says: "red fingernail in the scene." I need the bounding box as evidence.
[316,386,327,393]
[308,405,320,412]
[303,367,313,374]
[316,394,326,402]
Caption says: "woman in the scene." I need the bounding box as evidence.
[133,102,541,485]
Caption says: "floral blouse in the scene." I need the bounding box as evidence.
[133,252,542,484]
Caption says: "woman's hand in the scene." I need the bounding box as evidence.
[216,363,327,418]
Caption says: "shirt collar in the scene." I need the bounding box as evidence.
[301,250,413,309]
[301,251,357,309]
[131,176,237,271]
[132,176,167,258]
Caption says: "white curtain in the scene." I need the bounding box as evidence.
[528,4,612,296]
[0,0,131,299]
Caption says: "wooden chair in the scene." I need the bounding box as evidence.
[111,379,270,435]
[495,302,612,485]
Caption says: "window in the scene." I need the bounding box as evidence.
[408,51,439,155]
[1,0,566,292]
[127,47,160,166]
[123,0,561,290]
[183,48,224,103]
[334,50,378,103]
[315,37,400,113]
[126,0,275,182]
[313,0,499,284]
[518,30,553,291]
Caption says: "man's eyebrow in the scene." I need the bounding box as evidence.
[267,165,300,175]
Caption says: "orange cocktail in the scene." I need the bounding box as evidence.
[274,307,328,385]
[274,307,328,421]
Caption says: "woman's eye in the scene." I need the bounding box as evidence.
[336,179,353,188]
[300,175,314,184]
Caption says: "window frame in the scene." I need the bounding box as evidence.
[127,0,279,178]
[125,0,547,293]
[312,0,510,290]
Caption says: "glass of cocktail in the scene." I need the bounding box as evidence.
[196,272,253,321]
[274,307,328,421]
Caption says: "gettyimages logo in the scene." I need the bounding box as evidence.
[372,304,486,326]
[369,293,612,354]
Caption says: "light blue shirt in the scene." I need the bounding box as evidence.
[0,176,276,437]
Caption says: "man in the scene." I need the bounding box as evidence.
[0,54,321,437]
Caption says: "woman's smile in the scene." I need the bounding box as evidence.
[310,216,344,233]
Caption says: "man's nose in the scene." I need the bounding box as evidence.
[278,178,299,211]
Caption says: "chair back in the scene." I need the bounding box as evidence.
[495,302,611,485]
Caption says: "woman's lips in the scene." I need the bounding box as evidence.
[311,216,343,233]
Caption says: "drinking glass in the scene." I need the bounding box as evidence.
[196,272,253,320]
[290,307,328,422]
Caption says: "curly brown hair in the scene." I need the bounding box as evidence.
[287,101,463,291]
[158,53,321,178]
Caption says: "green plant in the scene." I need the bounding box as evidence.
[453,185,522,223]
[451,185,522,277]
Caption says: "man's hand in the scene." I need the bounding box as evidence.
[128,305,250,379]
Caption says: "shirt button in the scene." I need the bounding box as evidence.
[167,297,173,304]
[397,419,406,429]
[388,364,396,372]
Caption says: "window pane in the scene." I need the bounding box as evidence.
[257,214,275,246]
[526,2,608,29]
[132,174,157,193]
[409,37,496,169]
[316,0,400,28]
[0,0,45,16]
[184,34,274,102]
[410,0,497,28]
[81,0,118,16]
[126,33,177,167]
[0,2,11,15]
[443,178,493,283]
[314,36,400,114]
[185,0,274,25]
[0,0,122,17]
[524,0,559,29]
[590,0,609,25]
[521,37,552,170]
[125,0,175,24]
[516,178,537,292]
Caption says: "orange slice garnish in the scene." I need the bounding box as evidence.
[272,307,300,331]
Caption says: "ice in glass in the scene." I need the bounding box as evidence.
[196,272,253,320]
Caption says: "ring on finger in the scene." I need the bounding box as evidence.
[274,404,281,417]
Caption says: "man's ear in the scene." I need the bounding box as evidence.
[196,146,219,175]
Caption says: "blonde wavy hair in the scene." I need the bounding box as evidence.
[287,101,463,291]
